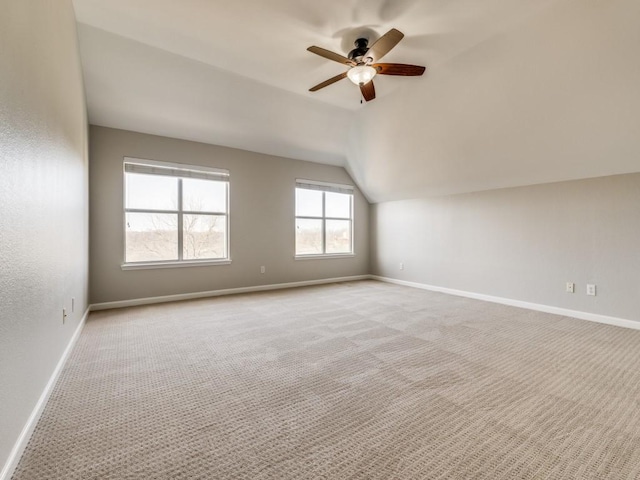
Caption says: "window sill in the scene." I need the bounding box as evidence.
[294,254,355,261]
[121,259,232,270]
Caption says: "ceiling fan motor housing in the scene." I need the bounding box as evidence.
[348,38,373,64]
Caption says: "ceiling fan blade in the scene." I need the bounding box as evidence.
[307,46,356,66]
[309,72,348,92]
[360,80,376,102]
[373,63,426,76]
[365,28,404,63]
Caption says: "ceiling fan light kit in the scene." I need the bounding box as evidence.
[307,28,426,102]
[347,65,377,85]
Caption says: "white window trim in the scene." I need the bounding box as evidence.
[121,259,232,270]
[295,178,354,194]
[294,179,355,258]
[294,253,355,261]
[122,157,230,268]
[124,157,228,176]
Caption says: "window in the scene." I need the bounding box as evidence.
[295,179,354,257]
[123,158,229,266]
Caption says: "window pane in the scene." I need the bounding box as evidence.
[325,192,351,218]
[296,218,323,255]
[125,212,178,262]
[326,219,351,254]
[183,178,227,213]
[125,173,177,210]
[183,214,227,260]
[295,188,323,217]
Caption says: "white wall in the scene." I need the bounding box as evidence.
[89,126,369,305]
[371,174,640,322]
[0,0,89,474]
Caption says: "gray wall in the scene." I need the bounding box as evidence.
[371,174,640,322]
[89,126,369,304]
[0,0,89,472]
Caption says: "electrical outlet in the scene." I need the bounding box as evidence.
[260,266,265,274]
[566,282,575,293]
[586,284,596,296]
[399,263,404,270]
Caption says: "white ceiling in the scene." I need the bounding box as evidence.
[73,0,640,202]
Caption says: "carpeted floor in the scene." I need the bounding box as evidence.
[12,280,640,479]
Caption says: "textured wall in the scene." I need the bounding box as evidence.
[89,126,369,304]
[0,0,89,473]
[371,174,640,322]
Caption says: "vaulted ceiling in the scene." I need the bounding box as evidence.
[73,0,640,202]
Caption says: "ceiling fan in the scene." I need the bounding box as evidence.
[307,28,425,102]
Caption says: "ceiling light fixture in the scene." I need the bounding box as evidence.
[347,65,377,85]
[307,29,426,102]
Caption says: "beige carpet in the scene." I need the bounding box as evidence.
[12,280,640,479]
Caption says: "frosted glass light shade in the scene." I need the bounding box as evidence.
[347,65,377,85]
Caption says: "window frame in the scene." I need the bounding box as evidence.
[294,179,355,259]
[122,157,231,269]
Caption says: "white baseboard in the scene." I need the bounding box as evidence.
[90,275,371,311]
[372,276,640,330]
[0,307,90,480]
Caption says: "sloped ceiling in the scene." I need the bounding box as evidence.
[76,24,351,166]
[73,0,640,202]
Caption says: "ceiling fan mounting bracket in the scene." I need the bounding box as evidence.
[354,38,368,48]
